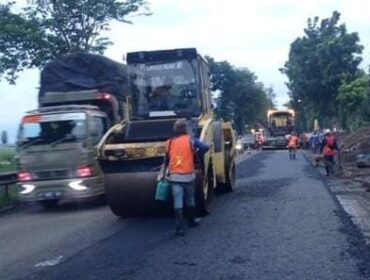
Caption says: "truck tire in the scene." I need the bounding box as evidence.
[195,166,214,216]
[216,151,235,193]
[105,172,170,217]
[213,121,224,153]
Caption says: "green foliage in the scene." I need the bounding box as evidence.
[206,56,275,134]
[0,147,16,172]
[0,185,18,208]
[337,73,370,129]
[281,11,363,130]
[0,0,150,83]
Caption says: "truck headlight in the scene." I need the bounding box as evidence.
[236,143,243,150]
[20,184,35,194]
[69,180,88,191]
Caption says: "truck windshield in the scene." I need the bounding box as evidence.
[270,114,294,127]
[128,60,201,118]
[19,112,87,147]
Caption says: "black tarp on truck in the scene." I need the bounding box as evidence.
[39,53,127,101]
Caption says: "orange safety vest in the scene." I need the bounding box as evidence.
[288,135,299,148]
[257,134,264,144]
[323,135,336,156]
[166,135,194,174]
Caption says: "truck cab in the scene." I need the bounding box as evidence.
[16,105,109,207]
[15,53,127,208]
[263,110,295,149]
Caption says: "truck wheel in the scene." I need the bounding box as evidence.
[225,161,236,192]
[217,151,236,193]
[195,166,214,216]
[105,172,170,217]
[213,121,224,153]
[39,200,59,209]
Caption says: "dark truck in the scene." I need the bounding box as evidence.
[16,53,127,208]
[263,109,295,149]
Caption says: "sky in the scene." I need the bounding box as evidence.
[1,0,370,142]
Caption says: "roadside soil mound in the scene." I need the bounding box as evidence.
[338,126,370,179]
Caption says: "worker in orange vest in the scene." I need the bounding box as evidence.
[256,132,264,150]
[288,132,299,159]
[320,129,339,176]
[164,119,210,236]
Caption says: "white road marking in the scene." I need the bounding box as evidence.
[34,255,63,268]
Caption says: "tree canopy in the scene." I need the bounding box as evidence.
[337,72,370,129]
[0,0,150,83]
[206,56,275,134]
[281,11,363,130]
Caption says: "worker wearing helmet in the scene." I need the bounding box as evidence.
[320,129,339,176]
[164,119,210,236]
[288,131,299,160]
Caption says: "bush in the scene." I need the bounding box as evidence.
[0,147,16,172]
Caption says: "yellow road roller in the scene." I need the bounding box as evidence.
[97,48,236,216]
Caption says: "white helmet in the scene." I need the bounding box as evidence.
[324,128,331,135]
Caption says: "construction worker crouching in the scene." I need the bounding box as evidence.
[165,119,210,236]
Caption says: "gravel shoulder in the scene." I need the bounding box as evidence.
[301,149,370,245]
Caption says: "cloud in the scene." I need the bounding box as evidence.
[1,0,370,142]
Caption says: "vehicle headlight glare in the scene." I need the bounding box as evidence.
[69,180,88,191]
[20,184,35,194]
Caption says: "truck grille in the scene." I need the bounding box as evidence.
[34,170,70,180]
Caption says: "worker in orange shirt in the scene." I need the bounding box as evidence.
[288,132,299,160]
[164,119,210,236]
[320,129,339,176]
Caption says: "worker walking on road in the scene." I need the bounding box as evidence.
[288,132,299,160]
[165,119,210,236]
[320,129,339,176]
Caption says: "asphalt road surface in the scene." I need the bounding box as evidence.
[1,151,370,280]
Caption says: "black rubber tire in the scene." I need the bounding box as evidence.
[195,167,214,216]
[213,121,224,153]
[39,200,59,209]
[195,171,206,216]
[216,151,236,193]
[225,161,236,192]
[105,172,171,217]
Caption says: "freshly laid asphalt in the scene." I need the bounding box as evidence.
[1,150,370,280]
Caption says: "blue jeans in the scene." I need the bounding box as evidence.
[171,181,195,209]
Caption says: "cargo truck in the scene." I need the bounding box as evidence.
[16,53,127,208]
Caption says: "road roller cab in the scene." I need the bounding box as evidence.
[98,48,236,216]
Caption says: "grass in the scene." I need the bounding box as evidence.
[0,146,16,173]
[0,185,18,209]
[0,146,17,209]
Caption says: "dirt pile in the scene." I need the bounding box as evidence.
[338,126,370,178]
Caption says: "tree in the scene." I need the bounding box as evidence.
[0,0,150,83]
[206,56,273,134]
[1,131,8,145]
[337,73,370,129]
[265,85,277,109]
[281,11,363,130]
